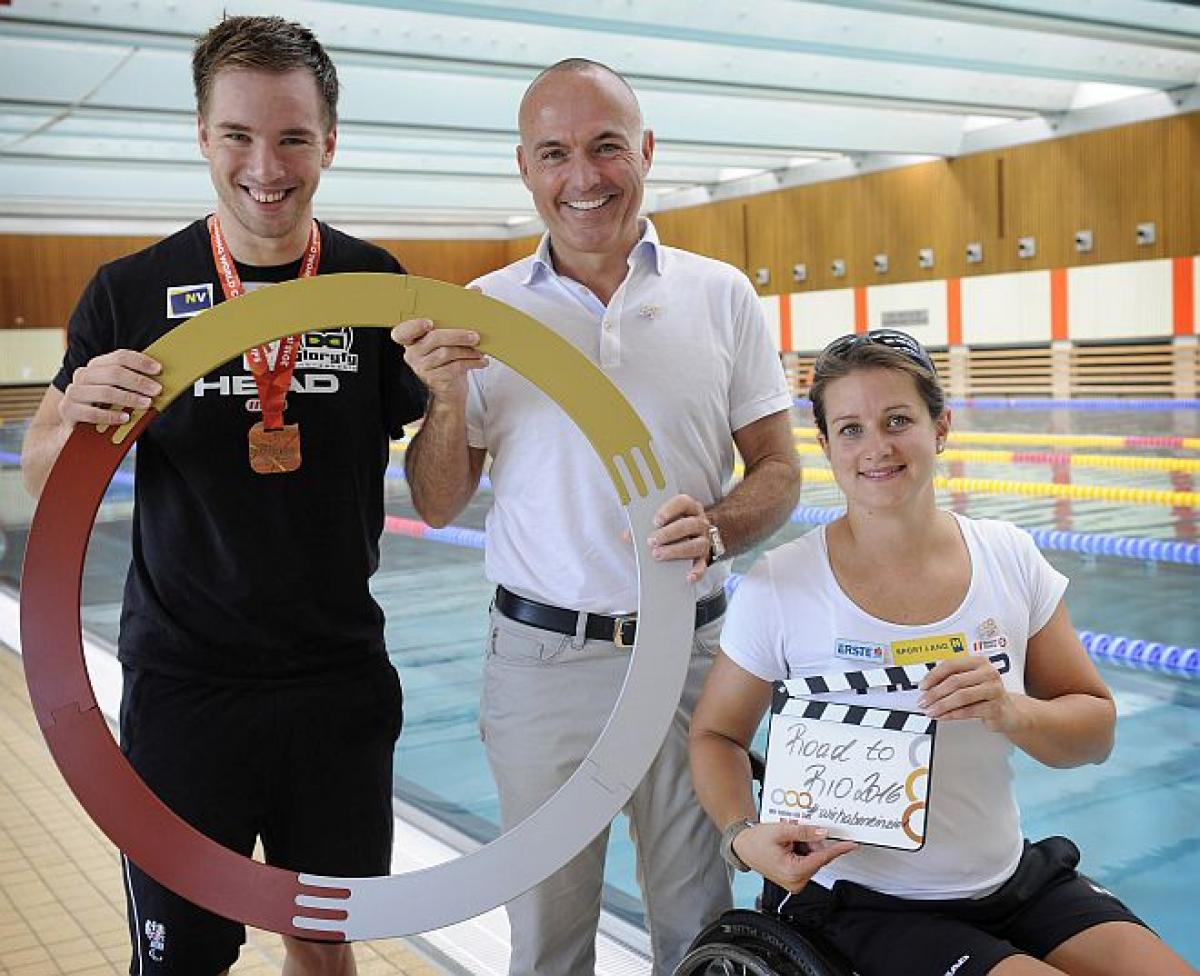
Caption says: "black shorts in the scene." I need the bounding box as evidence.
[763,836,1148,976]
[118,658,403,976]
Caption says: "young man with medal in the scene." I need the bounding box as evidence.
[21,16,426,976]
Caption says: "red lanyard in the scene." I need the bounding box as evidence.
[208,216,321,430]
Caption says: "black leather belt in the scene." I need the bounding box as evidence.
[494,586,727,648]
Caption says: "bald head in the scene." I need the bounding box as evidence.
[514,57,653,276]
[518,59,643,140]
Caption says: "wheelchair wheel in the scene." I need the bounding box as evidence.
[673,909,856,976]
[673,942,788,975]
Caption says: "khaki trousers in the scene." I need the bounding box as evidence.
[480,607,732,976]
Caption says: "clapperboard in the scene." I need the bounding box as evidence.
[762,662,942,852]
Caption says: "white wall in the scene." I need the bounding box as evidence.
[0,328,63,384]
[1191,256,1199,330]
[1069,259,1172,340]
[866,280,948,346]
[961,269,1051,345]
[764,256,1198,349]
[760,294,783,352]
[790,288,856,351]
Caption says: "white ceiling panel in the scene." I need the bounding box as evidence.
[1,0,1196,236]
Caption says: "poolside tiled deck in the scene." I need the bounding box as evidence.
[0,644,452,975]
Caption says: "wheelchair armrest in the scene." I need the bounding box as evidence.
[749,749,766,785]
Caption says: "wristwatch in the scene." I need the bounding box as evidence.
[719,817,756,872]
[705,522,727,566]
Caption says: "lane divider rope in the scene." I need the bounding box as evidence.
[794,467,1200,508]
[946,398,1200,411]
[785,443,1200,475]
[385,444,1200,504]
[792,429,1200,451]
[784,505,1200,566]
[382,516,1199,680]
[382,468,1200,566]
[793,397,1200,412]
[2,452,1189,566]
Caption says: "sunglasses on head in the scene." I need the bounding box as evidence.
[817,329,937,375]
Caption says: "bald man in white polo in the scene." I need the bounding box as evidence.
[393,59,801,976]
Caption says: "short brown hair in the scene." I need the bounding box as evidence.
[193,16,338,130]
[809,342,945,437]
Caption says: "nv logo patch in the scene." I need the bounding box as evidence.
[166,283,214,319]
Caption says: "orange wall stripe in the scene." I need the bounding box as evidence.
[946,278,963,346]
[1050,268,1068,341]
[854,287,868,334]
[778,294,794,351]
[1173,257,1196,336]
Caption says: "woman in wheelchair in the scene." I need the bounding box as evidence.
[687,331,1194,976]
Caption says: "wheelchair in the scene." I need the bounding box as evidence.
[673,907,856,976]
[673,753,858,976]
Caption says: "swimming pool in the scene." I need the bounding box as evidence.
[1,401,1196,964]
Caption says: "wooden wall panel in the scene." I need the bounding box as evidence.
[650,111,1197,294]
[0,235,158,329]
[1001,118,1176,271]
[651,199,747,271]
[743,192,783,293]
[505,234,541,266]
[747,178,863,294]
[3,113,1194,329]
[857,160,950,285]
[946,153,1002,280]
[0,233,515,329]
[1179,112,1200,255]
[374,238,508,285]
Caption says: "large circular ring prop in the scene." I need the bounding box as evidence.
[20,273,695,940]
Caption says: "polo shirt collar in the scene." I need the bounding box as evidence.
[523,218,665,286]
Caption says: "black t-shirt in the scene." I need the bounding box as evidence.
[54,218,427,681]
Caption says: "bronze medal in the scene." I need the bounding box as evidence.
[210,218,319,477]
[248,421,302,474]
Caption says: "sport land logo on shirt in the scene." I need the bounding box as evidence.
[165,283,214,318]
[891,633,968,665]
[835,638,887,663]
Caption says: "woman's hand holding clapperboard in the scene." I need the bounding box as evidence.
[734,822,857,894]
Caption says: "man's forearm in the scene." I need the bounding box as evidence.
[405,395,480,527]
[20,421,71,499]
[707,455,802,558]
[20,388,72,499]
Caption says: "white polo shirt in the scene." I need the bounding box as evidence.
[467,220,792,614]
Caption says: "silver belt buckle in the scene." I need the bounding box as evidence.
[613,615,636,648]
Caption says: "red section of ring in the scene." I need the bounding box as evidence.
[20,413,347,940]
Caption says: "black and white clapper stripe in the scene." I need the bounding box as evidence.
[783,662,938,697]
[777,696,936,735]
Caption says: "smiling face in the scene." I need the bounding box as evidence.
[198,67,335,263]
[517,67,653,270]
[818,367,951,514]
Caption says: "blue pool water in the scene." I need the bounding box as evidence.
[1,403,1197,963]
